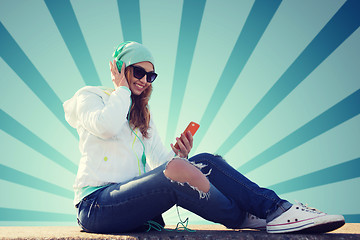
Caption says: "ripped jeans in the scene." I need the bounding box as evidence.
[77,153,291,233]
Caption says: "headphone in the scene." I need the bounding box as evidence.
[113,41,133,73]
[113,41,147,174]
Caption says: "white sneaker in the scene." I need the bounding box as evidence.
[239,213,267,231]
[267,201,345,234]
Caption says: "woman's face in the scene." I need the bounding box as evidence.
[127,61,154,96]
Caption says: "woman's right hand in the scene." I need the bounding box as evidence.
[110,60,129,89]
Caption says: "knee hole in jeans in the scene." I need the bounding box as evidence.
[164,158,210,194]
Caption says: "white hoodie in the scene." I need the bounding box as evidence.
[63,86,174,204]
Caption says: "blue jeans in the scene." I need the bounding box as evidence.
[77,153,291,233]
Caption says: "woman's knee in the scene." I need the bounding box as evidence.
[164,158,210,193]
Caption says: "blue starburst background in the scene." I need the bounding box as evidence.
[0,0,359,226]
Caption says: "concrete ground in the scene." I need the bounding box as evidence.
[0,224,359,240]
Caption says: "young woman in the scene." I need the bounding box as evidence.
[63,41,345,234]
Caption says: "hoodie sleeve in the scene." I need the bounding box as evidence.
[66,86,132,139]
[145,118,175,169]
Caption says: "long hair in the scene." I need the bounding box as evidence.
[125,66,152,138]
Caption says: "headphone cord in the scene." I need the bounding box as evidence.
[145,205,195,232]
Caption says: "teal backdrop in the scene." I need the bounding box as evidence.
[0,0,359,226]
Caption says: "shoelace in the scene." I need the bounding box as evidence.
[295,200,323,214]
[145,206,196,232]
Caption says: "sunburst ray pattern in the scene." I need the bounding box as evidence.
[0,0,359,226]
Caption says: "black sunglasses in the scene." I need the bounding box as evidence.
[131,65,157,83]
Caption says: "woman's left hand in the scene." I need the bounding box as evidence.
[171,131,193,158]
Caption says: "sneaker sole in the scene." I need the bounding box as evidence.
[267,216,345,234]
[295,219,345,234]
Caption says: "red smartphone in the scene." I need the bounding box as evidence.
[174,121,200,149]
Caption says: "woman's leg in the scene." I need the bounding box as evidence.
[77,159,246,233]
[189,153,346,234]
[188,153,292,221]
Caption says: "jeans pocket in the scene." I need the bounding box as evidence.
[77,217,92,232]
[77,194,99,232]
